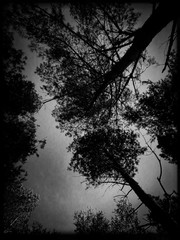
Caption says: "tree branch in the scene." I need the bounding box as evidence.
[103,147,178,234]
[42,96,58,105]
[162,18,177,72]
[128,202,143,218]
[88,3,178,109]
[139,131,172,198]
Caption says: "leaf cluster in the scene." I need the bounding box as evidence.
[74,209,110,234]
[74,198,141,234]
[8,2,148,136]
[145,193,179,233]
[122,51,178,163]
[68,126,146,187]
[2,7,43,193]
[3,181,40,233]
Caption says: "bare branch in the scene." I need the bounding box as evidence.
[129,202,143,217]
[42,96,58,105]
[97,2,137,37]
[139,131,162,178]
[162,18,177,72]
[125,188,133,198]
[114,54,140,104]
[139,131,171,197]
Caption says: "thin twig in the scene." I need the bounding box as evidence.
[125,188,133,197]
[129,202,143,217]
[139,131,162,179]
[162,18,177,72]
[114,55,140,107]
[139,131,170,197]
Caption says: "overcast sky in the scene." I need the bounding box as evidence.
[13,3,177,233]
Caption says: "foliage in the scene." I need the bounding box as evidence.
[3,181,40,234]
[74,198,141,234]
[74,208,110,234]
[2,8,43,190]
[28,221,53,235]
[145,193,179,233]
[68,126,146,187]
[6,2,178,234]
[111,198,141,234]
[122,51,178,163]
[7,2,159,137]
[2,6,45,235]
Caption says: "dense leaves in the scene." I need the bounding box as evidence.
[123,52,178,163]
[68,126,146,187]
[111,198,141,234]
[145,194,179,233]
[2,11,43,189]
[6,2,178,234]
[3,6,44,235]
[8,2,157,136]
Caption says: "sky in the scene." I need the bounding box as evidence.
[13,3,177,233]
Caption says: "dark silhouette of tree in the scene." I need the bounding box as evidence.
[27,221,53,235]
[8,2,178,135]
[2,6,45,235]
[145,194,179,233]
[122,51,178,164]
[3,180,39,234]
[111,198,141,234]
[68,126,146,187]
[2,8,43,191]
[74,208,110,234]
[68,126,178,234]
[74,198,141,234]
[8,2,148,135]
[7,1,179,235]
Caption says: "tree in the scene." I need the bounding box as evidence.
[68,126,178,234]
[111,198,141,234]
[8,2,178,133]
[74,209,110,234]
[74,198,141,234]
[68,126,146,187]
[8,2,145,135]
[123,51,178,164]
[2,7,44,191]
[2,6,45,235]
[3,180,39,234]
[28,221,53,235]
[142,193,179,233]
[7,1,178,234]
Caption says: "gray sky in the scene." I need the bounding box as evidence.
[13,3,177,233]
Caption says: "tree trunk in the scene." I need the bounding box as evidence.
[90,2,179,107]
[104,149,178,235]
[115,161,178,235]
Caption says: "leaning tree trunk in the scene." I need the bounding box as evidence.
[105,150,178,235]
[90,2,179,108]
[117,163,178,234]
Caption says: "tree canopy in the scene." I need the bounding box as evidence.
[3,6,45,235]
[68,126,146,187]
[74,198,141,234]
[3,16,43,189]
[123,51,178,164]
[3,180,40,234]
[6,1,179,235]
[9,2,152,135]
